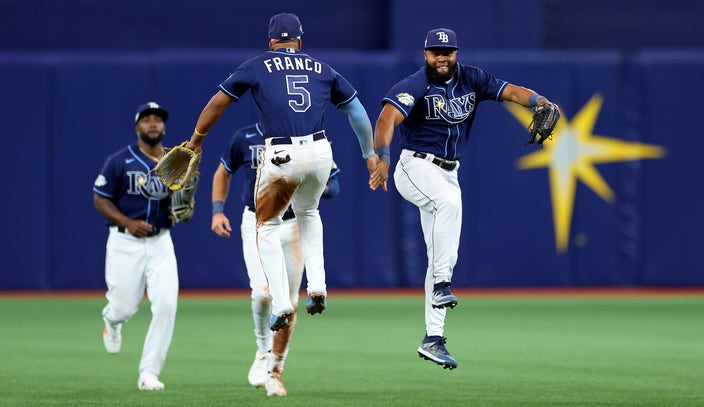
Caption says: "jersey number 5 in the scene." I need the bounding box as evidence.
[286,75,311,113]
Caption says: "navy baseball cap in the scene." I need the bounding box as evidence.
[424,28,459,50]
[135,101,168,123]
[268,13,303,40]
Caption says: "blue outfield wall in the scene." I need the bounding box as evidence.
[1,49,702,290]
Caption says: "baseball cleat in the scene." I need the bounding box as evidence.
[305,294,326,315]
[418,335,458,370]
[102,321,122,354]
[248,350,271,388]
[269,313,290,331]
[138,372,165,391]
[431,282,458,309]
[265,372,287,396]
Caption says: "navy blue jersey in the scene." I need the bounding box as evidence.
[93,143,172,229]
[219,48,358,138]
[220,123,340,208]
[220,123,265,208]
[382,63,508,160]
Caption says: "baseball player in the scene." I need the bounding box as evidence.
[211,122,340,396]
[93,102,186,390]
[183,14,379,340]
[370,28,556,369]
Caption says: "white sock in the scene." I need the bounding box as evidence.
[268,351,287,374]
[252,298,273,352]
[278,347,289,372]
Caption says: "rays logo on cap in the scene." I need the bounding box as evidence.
[424,28,459,50]
[135,101,169,123]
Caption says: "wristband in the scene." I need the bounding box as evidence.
[528,93,543,107]
[375,145,391,164]
[194,128,208,137]
[212,200,225,216]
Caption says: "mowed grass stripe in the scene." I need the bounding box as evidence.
[0,295,702,406]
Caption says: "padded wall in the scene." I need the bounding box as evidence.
[0,50,701,289]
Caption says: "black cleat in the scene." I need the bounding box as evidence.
[269,314,290,331]
[417,335,458,370]
[306,294,327,315]
[431,282,458,309]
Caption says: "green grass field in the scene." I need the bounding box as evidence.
[0,293,703,406]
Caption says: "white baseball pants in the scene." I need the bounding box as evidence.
[255,134,332,316]
[393,149,462,337]
[241,206,304,350]
[102,227,178,376]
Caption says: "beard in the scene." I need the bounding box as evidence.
[139,130,164,147]
[425,62,458,84]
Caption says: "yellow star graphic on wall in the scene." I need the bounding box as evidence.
[505,94,667,253]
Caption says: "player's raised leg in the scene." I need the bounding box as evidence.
[291,142,332,314]
[255,159,296,328]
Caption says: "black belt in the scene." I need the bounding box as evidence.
[413,151,458,171]
[116,226,162,238]
[269,130,326,145]
[247,206,296,220]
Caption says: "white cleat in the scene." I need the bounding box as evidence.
[248,350,271,387]
[265,372,287,397]
[102,322,122,354]
[138,372,165,391]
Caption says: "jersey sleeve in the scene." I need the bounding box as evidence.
[381,76,424,118]
[220,132,245,174]
[218,59,256,101]
[468,66,508,102]
[329,68,359,107]
[93,154,121,199]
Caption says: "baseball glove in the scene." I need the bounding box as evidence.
[527,102,560,145]
[154,141,201,191]
[169,171,199,224]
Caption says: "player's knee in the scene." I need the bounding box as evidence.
[109,304,139,322]
[251,289,272,304]
[437,194,462,214]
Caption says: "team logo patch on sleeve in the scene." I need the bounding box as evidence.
[94,175,107,187]
[396,93,415,107]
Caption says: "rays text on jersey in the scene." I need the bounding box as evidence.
[424,93,475,124]
[127,171,170,199]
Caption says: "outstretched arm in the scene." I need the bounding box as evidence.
[500,84,550,107]
[337,97,381,189]
[185,91,234,152]
[371,103,405,192]
[338,97,375,159]
[502,84,559,145]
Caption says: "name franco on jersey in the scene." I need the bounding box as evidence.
[263,55,323,74]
